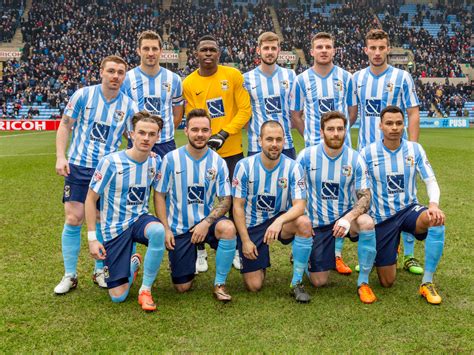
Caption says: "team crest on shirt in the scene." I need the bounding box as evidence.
[297,178,306,189]
[93,171,103,182]
[405,156,415,167]
[113,110,125,122]
[148,167,156,179]
[386,82,394,92]
[334,80,343,92]
[342,165,352,177]
[64,185,71,198]
[206,168,217,181]
[220,80,229,91]
[162,82,171,93]
[278,177,288,189]
[232,178,239,187]
[281,80,289,90]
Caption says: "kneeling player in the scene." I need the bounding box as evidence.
[86,112,166,312]
[297,111,377,304]
[362,106,446,304]
[154,109,237,302]
[232,121,313,303]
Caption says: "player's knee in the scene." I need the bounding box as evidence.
[215,220,236,239]
[109,285,129,303]
[309,273,328,288]
[245,279,263,292]
[295,215,312,238]
[379,278,395,288]
[174,282,192,293]
[357,214,375,231]
[64,213,83,226]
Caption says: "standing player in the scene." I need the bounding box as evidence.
[54,55,138,294]
[154,109,237,302]
[354,29,422,274]
[290,32,357,274]
[244,31,296,159]
[362,106,445,304]
[121,30,184,158]
[183,35,251,272]
[297,111,377,304]
[86,112,166,312]
[232,121,313,303]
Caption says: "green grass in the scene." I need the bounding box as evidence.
[1,129,473,352]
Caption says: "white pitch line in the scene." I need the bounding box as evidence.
[0,131,54,138]
[0,152,55,158]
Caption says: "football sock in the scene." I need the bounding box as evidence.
[131,242,137,255]
[214,238,237,285]
[335,237,344,258]
[95,222,104,271]
[110,291,129,303]
[61,223,82,276]
[141,223,165,290]
[402,231,415,257]
[292,236,313,286]
[357,230,377,286]
[128,255,141,287]
[422,225,445,284]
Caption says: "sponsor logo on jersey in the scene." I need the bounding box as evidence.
[364,99,381,117]
[127,186,146,205]
[386,174,405,194]
[206,98,225,119]
[264,96,282,114]
[144,97,161,114]
[318,98,335,114]
[321,182,340,200]
[90,122,110,144]
[256,194,276,212]
[187,185,204,204]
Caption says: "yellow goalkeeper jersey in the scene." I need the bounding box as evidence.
[183,65,251,157]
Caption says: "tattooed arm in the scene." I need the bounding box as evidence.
[55,115,76,176]
[333,188,371,238]
[190,196,231,244]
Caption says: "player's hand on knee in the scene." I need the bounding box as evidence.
[242,240,258,260]
[165,230,175,250]
[190,220,210,244]
[56,157,70,177]
[89,240,106,260]
[427,205,445,226]
[264,220,282,244]
[333,218,350,238]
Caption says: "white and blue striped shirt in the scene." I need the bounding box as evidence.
[297,144,369,227]
[232,154,306,228]
[65,85,138,168]
[121,67,183,144]
[90,151,162,242]
[353,65,420,149]
[243,65,295,152]
[155,147,230,236]
[290,65,356,147]
[361,139,435,224]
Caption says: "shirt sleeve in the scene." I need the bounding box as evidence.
[346,74,357,107]
[89,157,114,195]
[231,160,247,198]
[290,76,303,111]
[402,72,420,109]
[121,75,131,97]
[151,155,162,190]
[154,153,172,193]
[221,69,251,135]
[290,161,307,200]
[126,101,139,132]
[354,155,369,191]
[64,88,84,120]
[216,158,231,197]
[415,143,435,181]
[172,74,184,107]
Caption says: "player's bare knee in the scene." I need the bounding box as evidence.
[174,282,192,293]
[65,214,83,226]
[309,273,328,288]
[215,220,236,239]
[379,278,395,288]
[245,279,263,292]
[295,215,312,237]
[357,214,375,231]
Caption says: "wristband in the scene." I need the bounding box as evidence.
[88,231,98,242]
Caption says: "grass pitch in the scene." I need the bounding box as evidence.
[0,128,473,353]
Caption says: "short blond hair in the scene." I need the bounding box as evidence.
[365,29,390,46]
[258,31,280,47]
[311,32,334,47]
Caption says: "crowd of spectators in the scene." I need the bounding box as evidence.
[1,8,20,42]
[0,0,472,116]
[417,81,471,117]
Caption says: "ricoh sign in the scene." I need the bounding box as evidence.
[0,120,61,131]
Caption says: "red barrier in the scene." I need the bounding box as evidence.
[0,119,62,131]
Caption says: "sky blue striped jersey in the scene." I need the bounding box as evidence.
[232,154,306,228]
[353,65,420,149]
[361,139,435,224]
[297,144,369,227]
[121,67,183,144]
[64,85,138,168]
[89,151,162,242]
[243,65,296,152]
[154,147,231,236]
[290,66,356,147]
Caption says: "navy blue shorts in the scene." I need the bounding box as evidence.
[168,217,227,284]
[308,223,337,273]
[237,212,294,274]
[247,148,296,160]
[375,204,428,267]
[103,214,160,288]
[63,164,97,205]
[127,139,176,159]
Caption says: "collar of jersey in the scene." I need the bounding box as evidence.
[368,65,392,79]
[183,145,210,162]
[122,150,147,165]
[310,65,335,80]
[380,138,404,154]
[257,153,282,173]
[138,66,163,80]
[321,143,345,161]
[98,85,120,105]
[256,65,280,79]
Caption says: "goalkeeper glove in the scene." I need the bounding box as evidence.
[207,130,229,151]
